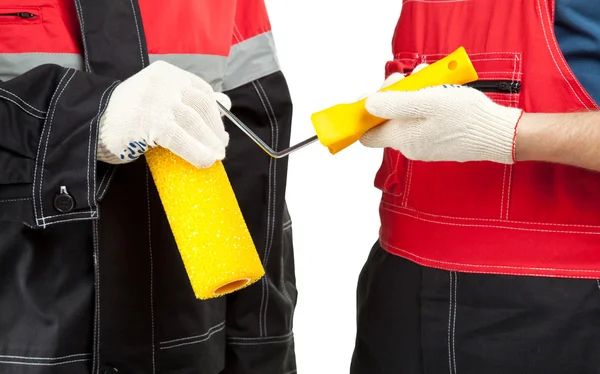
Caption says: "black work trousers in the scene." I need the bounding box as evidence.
[350,242,600,374]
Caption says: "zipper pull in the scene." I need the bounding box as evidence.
[17,12,36,18]
[467,80,522,94]
[498,81,521,93]
[0,12,37,18]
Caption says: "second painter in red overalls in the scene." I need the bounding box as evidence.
[351,1,600,373]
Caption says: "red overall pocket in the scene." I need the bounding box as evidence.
[380,52,523,219]
[0,1,80,53]
[0,1,81,82]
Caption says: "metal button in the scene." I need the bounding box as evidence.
[53,186,75,213]
[102,368,119,374]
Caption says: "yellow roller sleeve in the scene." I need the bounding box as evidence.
[145,147,264,300]
[310,46,479,154]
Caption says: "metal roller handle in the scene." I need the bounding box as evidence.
[218,101,318,159]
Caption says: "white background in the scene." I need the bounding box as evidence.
[264,1,402,372]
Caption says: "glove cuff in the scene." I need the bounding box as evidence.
[97,113,131,164]
[467,103,524,164]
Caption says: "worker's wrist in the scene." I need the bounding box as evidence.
[514,112,557,163]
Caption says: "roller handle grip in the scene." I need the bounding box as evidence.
[310,46,479,154]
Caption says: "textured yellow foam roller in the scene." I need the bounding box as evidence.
[145,147,265,300]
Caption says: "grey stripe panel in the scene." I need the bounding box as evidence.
[148,54,227,91]
[223,31,281,91]
[0,53,226,91]
[0,32,279,90]
[0,53,84,82]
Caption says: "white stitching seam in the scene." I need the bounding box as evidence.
[0,88,46,114]
[73,0,91,73]
[37,214,97,227]
[256,80,280,337]
[128,0,146,68]
[252,82,273,337]
[383,203,600,237]
[227,335,294,346]
[159,324,225,350]
[92,221,100,374]
[98,167,117,199]
[0,353,91,360]
[447,272,453,374]
[96,169,110,195]
[160,322,225,345]
[382,238,600,274]
[146,167,156,374]
[385,200,600,229]
[502,53,520,220]
[32,69,72,227]
[0,358,91,366]
[34,81,116,225]
[92,83,118,208]
[506,53,521,220]
[0,198,31,204]
[452,273,458,374]
[228,331,293,341]
[38,70,77,225]
[0,95,46,119]
[231,25,277,338]
[403,159,413,207]
[87,82,118,211]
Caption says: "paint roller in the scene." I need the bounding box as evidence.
[220,46,479,156]
[146,46,478,301]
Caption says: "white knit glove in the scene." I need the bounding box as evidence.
[360,66,524,164]
[98,61,231,168]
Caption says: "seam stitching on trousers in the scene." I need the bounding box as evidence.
[146,167,156,374]
[0,353,91,361]
[256,80,279,336]
[161,321,225,345]
[92,221,100,374]
[159,324,225,350]
[250,74,280,337]
[233,24,273,338]
[453,272,458,374]
[447,272,453,374]
[227,335,294,346]
[252,80,273,337]
[0,358,91,367]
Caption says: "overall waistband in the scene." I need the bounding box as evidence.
[379,196,600,279]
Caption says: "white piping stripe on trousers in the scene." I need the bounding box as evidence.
[0,31,280,92]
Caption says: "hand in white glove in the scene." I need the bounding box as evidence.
[98,60,231,168]
[360,65,524,164]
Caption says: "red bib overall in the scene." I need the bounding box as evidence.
[377,0,600,279]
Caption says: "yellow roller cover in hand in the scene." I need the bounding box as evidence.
[145,147,264,300]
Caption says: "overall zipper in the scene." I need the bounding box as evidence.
[0,12,37,19]
[467,80,521,94]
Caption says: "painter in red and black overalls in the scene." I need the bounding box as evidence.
[350,1,600,373]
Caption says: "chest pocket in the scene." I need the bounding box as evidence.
[382,51,523,220]
[0,1,82,82]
